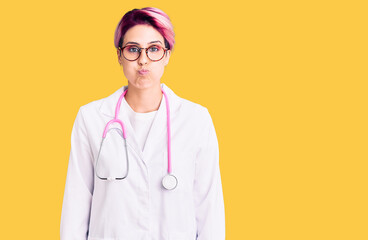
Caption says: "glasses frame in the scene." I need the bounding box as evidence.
[118,45,168,62]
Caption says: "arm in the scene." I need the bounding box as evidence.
[194,109,226,240]
[60,107,94,240]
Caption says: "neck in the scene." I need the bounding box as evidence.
[125,84,163,113]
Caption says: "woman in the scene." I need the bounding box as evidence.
[60,7,225,240]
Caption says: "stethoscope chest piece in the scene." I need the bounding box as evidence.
[162,174,178,190]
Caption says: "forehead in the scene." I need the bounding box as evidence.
[123,24,164,45]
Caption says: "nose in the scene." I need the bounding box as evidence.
[138,48,148,65]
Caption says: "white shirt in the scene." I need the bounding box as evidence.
[60,83,225,240]
[122,97,158,152]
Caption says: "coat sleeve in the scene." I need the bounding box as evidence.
[60,107,94,240]
[194,108,226,240]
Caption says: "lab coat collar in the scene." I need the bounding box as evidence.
[99,83,181,118]
[99,83,182,163]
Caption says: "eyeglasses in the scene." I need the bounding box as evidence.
[118,45,168,62]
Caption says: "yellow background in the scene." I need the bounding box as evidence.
[0,0,367,239]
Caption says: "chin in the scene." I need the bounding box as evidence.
[130,78,159,90]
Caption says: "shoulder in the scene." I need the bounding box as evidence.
[76,87,123,119]
[180,98,208,114]
[77,98,104,118]
[178,97,213,127]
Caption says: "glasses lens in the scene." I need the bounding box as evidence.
[147,45,165,61]
[123,45,140,60]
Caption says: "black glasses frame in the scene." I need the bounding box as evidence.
[118,45,168,62]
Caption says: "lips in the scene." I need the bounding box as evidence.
[138,69,149,75]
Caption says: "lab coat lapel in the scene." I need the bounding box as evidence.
[142,91,167,161]
[118,101,144,161]
[143,83,181,164]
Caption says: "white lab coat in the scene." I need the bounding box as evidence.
[60,83,225,240]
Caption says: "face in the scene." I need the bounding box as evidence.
[118,24,171,90]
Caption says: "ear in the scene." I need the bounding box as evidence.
[117,49,123,65]
[164,50,171,66]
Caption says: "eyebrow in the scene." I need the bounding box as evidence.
[124,40,163,46]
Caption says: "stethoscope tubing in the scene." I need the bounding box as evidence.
[162,89,172,174]
[98,86,172,176]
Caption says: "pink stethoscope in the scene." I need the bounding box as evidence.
[95,86,178,190]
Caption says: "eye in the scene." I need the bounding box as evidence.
[148,45,160,52]
[127,46,139,52]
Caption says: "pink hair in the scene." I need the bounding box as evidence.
[114,7,175,51]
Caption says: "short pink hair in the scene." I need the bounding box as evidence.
[114,7,175,51]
